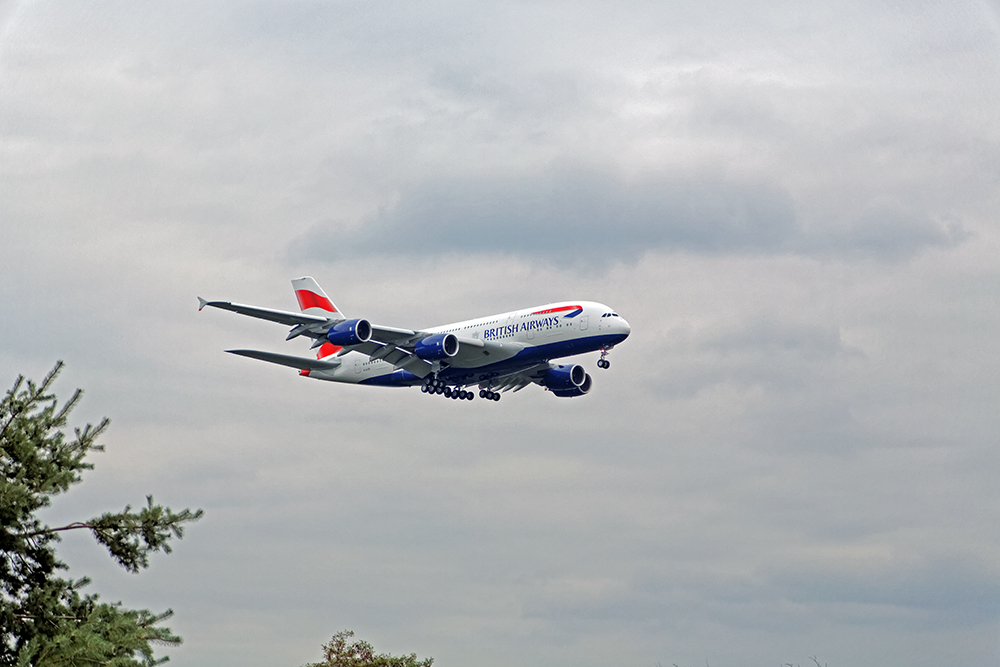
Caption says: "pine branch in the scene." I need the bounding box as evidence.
[23,522,95,537]
[20,498,204,573]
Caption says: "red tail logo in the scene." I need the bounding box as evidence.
[295,289,336,313]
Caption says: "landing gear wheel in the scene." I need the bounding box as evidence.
[479,389,487,398]
[466,392,474,401]
[443,387,452,398]
[492,392,501,402]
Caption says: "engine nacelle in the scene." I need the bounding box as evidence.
[414,333,459,361]
[326,318,372,346]
[542,364,588,392]
[550,372,592,398]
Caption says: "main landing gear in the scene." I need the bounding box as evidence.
[420,374,503,403]
[478,388,501,402]
[420,376,475,401]
[420,375,500,401]
[597,346,613,369]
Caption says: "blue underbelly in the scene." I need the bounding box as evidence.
[358,332,626,387]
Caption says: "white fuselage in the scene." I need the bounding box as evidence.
[304,300,630,387]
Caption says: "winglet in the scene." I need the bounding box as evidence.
[198,297,208,311]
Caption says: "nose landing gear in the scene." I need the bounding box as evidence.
[597,346,613,369]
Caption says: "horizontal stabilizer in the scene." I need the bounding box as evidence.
[227,349,342,371]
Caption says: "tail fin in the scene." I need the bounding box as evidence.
[291,276,344,321]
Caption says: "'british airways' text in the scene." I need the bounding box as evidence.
[484,317,562,340]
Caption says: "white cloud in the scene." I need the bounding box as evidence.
[3,1,1000,666]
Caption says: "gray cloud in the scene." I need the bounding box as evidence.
[291,164,967,264]
[291,165,799,262]
[799,205,969,260]
[765,554,1000,627]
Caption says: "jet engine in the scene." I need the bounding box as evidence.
[414,333,459,361]
[542,364,589,394]
[326,318,372,346]
[549,371,592,398]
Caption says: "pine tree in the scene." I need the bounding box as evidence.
[304,631,433,667]
[0,362,203,666]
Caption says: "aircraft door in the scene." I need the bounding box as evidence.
[579,315,589,331]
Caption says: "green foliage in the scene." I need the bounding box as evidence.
[304,631,433,667]
[15,604,179,667]
[0,362,203,666]
[50,497,202,575]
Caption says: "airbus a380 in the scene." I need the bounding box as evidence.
[199,277,630,401]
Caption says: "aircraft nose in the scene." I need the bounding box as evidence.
[619,317,631,338]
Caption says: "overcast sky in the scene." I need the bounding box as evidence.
[2,1,1000,665]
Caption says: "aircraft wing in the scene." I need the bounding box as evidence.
[335,337,523,378]
[200,298,419,343]
[451,337,522,367]
[199,299,330,327]
[368,325,421,345]
[200,296,513,378]
[227,349,342,371]
[469,363,550,392]
[335,339,434,377]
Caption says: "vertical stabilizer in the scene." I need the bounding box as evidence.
[291,277,344,321]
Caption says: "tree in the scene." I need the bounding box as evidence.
[304,631,433,667]
[0,362,203,666]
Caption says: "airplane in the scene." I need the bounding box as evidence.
[198,277,630,401]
